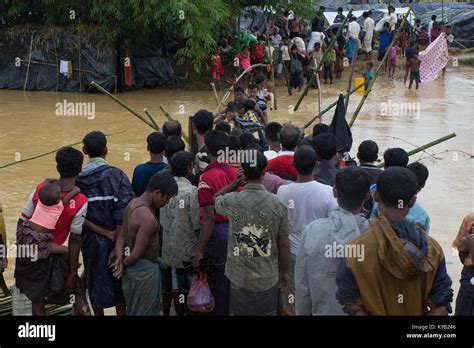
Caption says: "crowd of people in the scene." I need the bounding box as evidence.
[0,6,468,318]
[211,6,452,92]
[2,91,471,316]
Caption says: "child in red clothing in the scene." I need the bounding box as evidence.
[251,36,267,65]
[211,49,224,89]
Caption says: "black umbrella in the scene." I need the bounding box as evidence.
[329,94,353,153]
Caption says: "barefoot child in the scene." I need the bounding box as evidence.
[409,53,421,90]
[211,49,224,89]
[388,43,400,77]
[404,40,417,84]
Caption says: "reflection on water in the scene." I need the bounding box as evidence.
[0,66,473,301]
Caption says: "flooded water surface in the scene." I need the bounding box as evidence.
[0,65,473,303]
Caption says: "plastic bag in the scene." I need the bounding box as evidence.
[187,273,215,313]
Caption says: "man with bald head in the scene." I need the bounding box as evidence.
[267,124,300,181]
[162,120,182,139]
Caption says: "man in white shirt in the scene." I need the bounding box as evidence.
[263,122,282,160]
[277,146,338,300]
[348,16,361,52]
[362,11,375,60]
[386,5,398,32]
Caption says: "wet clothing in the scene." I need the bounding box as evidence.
[371,202,430,234]
[121,201,161,315]
[123,202,160,262]
[22,181,88,245]
[16,219,52,260]
[336,217,453,315]
[313,161,338,187]
[76,158,134,309]
[296,208,370,315]
[267,151,297,181]
[215,183,290,292]
[131,162,167,196]
[455,266,474,315]
[15,251,71,303]
[160,177,200,269]
[123,258,162,315]
[30,200,64,230]
[230,282,279,316]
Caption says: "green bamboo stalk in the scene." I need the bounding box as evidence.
[143,108,159,130]
[210,82,220,106]
[0,130,126,170]
[91,81,155,129]
[294,9,353,112]
[377,133,456,168]
[348,4,414,128]
[159,104,190,144]
[303,81,365,129]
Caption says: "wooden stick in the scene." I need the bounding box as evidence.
[376,133,456,168]
[78,27,82,92]
[159,104,190,144]
[23,34,34,92]
[143,108,159,130]
[91,81,155,129]
[0,130,126,170]
[303,81,365,129]
[349,4,414,128]
[294,9,353,112]
[210,82,220,106]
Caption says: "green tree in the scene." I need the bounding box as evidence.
[1,0,317,73]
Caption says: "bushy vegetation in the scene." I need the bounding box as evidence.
[1,0,317,72]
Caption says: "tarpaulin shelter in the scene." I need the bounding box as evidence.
[0,29,177,93]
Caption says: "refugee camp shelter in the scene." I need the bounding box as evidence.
[0,29,177,93]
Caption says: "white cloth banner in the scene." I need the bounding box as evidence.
[419,33,449,83]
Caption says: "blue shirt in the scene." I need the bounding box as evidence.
[371,201,430,233]
[132,162,168,196]
[379,32,391,53]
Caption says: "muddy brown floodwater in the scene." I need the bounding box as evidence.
[0,63,473,310]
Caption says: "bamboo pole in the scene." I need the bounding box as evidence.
[159,104,190,144]
[0,130,126,170]
[265,16,277,110]
[376,133,456,168]
[348,4,414,128]
[210,82,220,106]
[294,9,353,112]
[213,63,270,117]
[23,34,34,92]
[91,81,155,129]
[78,27,82,93]
[143,108,159,130]
[303,81,365,129]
